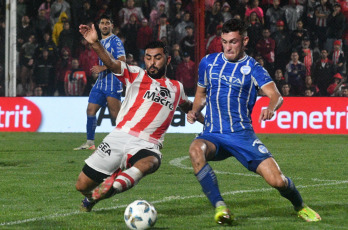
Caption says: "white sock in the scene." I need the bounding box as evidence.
[113,167,143,193]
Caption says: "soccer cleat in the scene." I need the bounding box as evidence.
[80,197,98,212]
[92,170,120,201]
[214,206,234,225]
[297,206,321,222]
[74,141,95,150]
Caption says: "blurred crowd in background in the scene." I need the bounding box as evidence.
[0,0,347,97]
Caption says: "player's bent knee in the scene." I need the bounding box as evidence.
[131,149,161,175]
[268,177,287,189]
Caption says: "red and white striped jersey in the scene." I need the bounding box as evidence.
[114,62,189,146]
[64,70,87,96]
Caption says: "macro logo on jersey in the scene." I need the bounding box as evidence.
[143,86,174,110]
[0,97,42,132]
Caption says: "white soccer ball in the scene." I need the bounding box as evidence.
[124,200,157,230]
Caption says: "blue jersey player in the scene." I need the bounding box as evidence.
[75,15,126,150]
[187,19,321,225]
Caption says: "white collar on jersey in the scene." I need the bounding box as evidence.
[222,52,248,63]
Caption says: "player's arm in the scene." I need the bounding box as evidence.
[258,82,283,122]
[179,100,204,124]
[79,24,122,74]
[187,86,206,124]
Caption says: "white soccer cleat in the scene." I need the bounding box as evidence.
[74,141,95,150]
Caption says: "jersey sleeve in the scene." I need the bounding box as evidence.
[197,55,208,88]
[111,36,126,59]
[251,63,273,88]
[114,61,142,85]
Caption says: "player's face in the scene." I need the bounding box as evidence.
[99,19,113,36]
[221,31,248,61]
[144,48,171,79]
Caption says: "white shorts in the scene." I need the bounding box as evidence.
[85,129,162,175]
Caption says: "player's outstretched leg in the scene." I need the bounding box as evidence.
[196,164,235,225]
[92,167,143,201]
[80,197,98,212]
[74,115,97,150]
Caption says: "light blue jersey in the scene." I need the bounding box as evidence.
[198,52,272,133]
[94,34,125,93]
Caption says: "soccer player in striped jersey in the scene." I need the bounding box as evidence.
[74,15,126,150]
[187,18,321,225]
[76,24,204,212]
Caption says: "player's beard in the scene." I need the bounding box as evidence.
[147,64,167,79]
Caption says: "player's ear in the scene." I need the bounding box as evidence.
[243,36,249,46]
[166,55,171,65]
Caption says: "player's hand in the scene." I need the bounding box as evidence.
[79,24,98,44]
[258,108,274,123]
[187,110,197,124]
[91,65,105,74]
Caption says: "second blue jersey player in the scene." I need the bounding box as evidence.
[187,19,321,225]
[75,15,126,150]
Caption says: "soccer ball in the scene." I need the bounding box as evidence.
[124,200,157,230]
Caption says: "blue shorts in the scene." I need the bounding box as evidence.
[88,85,122,107]
[196,129,273,172]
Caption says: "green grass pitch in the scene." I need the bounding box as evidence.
[0,132,347,229]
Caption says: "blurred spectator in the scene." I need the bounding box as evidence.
[327,72,344,96]
[38,0,52,23]
[174,11,194,44]
[17,15,36,51]
[19,34,37,95]
[271,20,291,71]
[303,0,318,35]
[64,58,87,96]
[246,12,263,56]
[206,24,223,54]
[285,50,306,95]
[205,1,223,36]
[52,11,68,46]
[175,52,195,96]
[94,3,110,23]
[312,49,335,96]
[126,53,134,65]
[169,0,184,27]
[281,82,293,96]
[255,55,265,67]
[33,9,51,44]
[50,0,70,28]
[168,44,182,79]
[180,25,195,60]
[33,86,43,96]
[35,32,58,61]
[325,3,345,53]
[297,36,313,77]
[304,75,319,95]
[314,0,331,50]
[304,87,315,96]
[245,0,265,24]
[341,86,348,97]
[221,2,232,22]
[273,69,286,92]
[78,37,98,94]
[265,0,285,34]
[122,13,140,60]
[58,21,75,53]
[256,28,275,74]
[153,13,173,46]
[330,40,345,74]
[291,19,309,50]
[149,1,166,28]
[76,1,96,26]
[55,47,72,95]
[17,0,27,25]
[119,0,144,28]
[137,18,153,52]
[33,48,55,95]
[283,0,304,31]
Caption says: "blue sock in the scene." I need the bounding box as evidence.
[279,177,303,210]
[196,164,224,207]
[86,115,97,141]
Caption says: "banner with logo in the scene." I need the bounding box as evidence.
[0,97,347,134]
